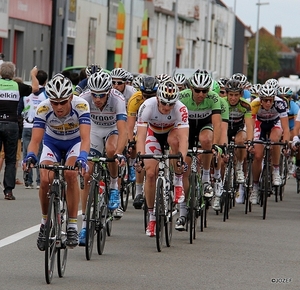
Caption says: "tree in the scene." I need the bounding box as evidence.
[247,34,280,83]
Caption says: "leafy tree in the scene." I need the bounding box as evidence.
[247,34,280,83]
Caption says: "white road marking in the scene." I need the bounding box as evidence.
[0,210,82,248]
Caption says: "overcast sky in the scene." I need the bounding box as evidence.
[222,0,300,37]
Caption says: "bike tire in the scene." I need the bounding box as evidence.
[189,173,196,244]
[143,199,149,233]
[262,165,269,220]
[120,164,130,212]
[45,193,57,284]
[57,185,68,278]
[155,178,164,252]
[165,187,173,247]
[244,160,252,214]
[85,182,96,260]
[97,201,107,255]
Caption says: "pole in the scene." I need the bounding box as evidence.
[62,0,69,70]
[172,0,178,72]
[49,0,57,78]
[253,1,269,84]
[128,0,133,72]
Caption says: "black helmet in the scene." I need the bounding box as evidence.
[140,76,159,98]
[225,79,244,92]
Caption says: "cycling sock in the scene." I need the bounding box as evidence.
[82,214,86,228]
[202,169,210,183]
[110,177,118,189]
[179,202,187,217]
[129,158,135,166]
[214,169,221,180]
[136,183,143,195]
[148,208,156,221]
[236,161,243,171]
[41,215,47,225]
[174,174,183,186]
[273,165,279,173]
[68,218,78,230]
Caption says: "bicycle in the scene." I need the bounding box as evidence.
[119,142,136,212]
[24,156,78,284]
[252,139,287,219]
[186,147,212,244]
[221,141,245,222]
[84,155,115,260]
[137,148,182,252]
[274,149,288,202]
[244,147,253,214]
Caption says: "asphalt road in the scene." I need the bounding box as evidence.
[0,171,300,290]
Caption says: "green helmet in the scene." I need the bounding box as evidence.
[211,80,220,95]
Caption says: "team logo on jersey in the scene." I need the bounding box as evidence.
[76,103,88,111]
[37,106,50,115]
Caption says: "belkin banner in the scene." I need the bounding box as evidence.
[0,0,9,38]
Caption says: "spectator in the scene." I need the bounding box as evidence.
[0,62,39,200]
[20,70,48,189]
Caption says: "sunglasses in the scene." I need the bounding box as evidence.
[219,90,226,94]
[262,98,274,103]
[91,92,108,98]
[50,97,70,106]
[160,101,175,107]
[112,81,125,85]
[193,88,209,94]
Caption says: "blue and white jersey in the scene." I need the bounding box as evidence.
[33,96,91,141]
[80,88,127,129]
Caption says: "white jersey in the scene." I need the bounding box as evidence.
[80,88,127,129]
[122,85,136,103]
[33,96,91,141]
[22,86,48,128]
[137,97,189,134]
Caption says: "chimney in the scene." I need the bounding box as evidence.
[275,25,282,39]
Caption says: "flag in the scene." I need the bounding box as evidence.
[138,10,148,74]
[114,2,125,68]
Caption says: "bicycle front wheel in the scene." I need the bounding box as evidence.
[97,198,107,255]
[188,173,196,244]
[85,182,97,260]
[57,186,68,278]
[155,178,164,252]
[45,193,57,284]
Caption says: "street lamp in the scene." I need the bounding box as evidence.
[253,0,269,84]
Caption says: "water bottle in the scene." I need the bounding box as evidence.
[99,180,105,195]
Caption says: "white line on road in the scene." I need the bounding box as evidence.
[0,210,82,248]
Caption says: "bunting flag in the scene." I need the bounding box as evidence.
[114,2,125,68]
[138,9,148,74]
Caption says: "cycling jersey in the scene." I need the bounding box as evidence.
[34,96,91,141]
[287,99,299,130]
[127,91,144,117]
[119,85,136,104]
[80,88,127,128]
[179,89,221,127]
[137,97,189,134]
[224,97,252,130]
[219,96,229,123]
[74,78,88,96]
[251,96,287,123]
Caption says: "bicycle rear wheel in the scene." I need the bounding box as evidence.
[165,190,173,247]
[155,178,164,252]
[45,193,57,284]
[57,185,68,278]
[85,182,96,260]
[143,199,149,232]
[188,173,196,244]
[260,165,269,220]
[97,200,107,255]
[120,165,130,212]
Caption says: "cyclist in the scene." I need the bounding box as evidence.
[73,64,102,96]
[127,76,159,209]
[178,72,222,224]
[250,84,290,204]
[23,73,91,250]
[224,79,253,203]
[78,71,127,245]
[231,73,251,101]
[172,73,187,91]
[136,80,189,237]
[110,68,136,103]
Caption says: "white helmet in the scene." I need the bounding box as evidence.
[45,73,73,100]
[88,71,112,93]
[259,84,277,99]
[189,72,212,88]
[110,68,128,81]
[157,80,179,104]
